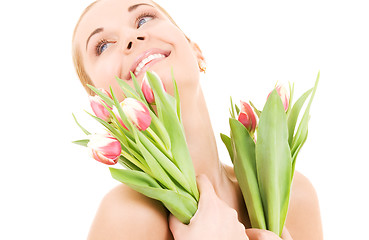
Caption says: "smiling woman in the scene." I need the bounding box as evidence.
[72,0,323,239]
[72,0,194,96]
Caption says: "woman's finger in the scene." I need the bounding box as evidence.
[281,228,293,240]
[168,214,187,236]
[196,174,216,199]
[246,228,283,239]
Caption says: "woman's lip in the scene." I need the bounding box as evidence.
[134,57,165,78]
[127,48,171,80]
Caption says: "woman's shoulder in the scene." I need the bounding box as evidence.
[286,171,323,239]
[87,184,174,240]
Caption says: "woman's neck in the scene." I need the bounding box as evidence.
[180,84,221,182]
[180,83,249,226]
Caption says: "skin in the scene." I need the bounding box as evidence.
[73,0,324,239]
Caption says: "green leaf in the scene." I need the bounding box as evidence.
[120,146,149,173]
[137,130,192,194]
[255,90,292,236]
[118,156,142,171]
[220,133,234,163]
[171,69,182,123]
[110,168,197,224]
[291,72,320,164]
[287,88,313,147]
[72,139,89,147]
[72,113,90,135]
[146,71,199,200]
[291,129,308,173]
[131,72,147,102]
[87,85,114,107]
[134,127,177,191]
[249,101,261,118]
[230,97,236,118]
[115,76,140,99]
[235,104,240,116]
[286,82,294,115]
[229,119,267,230]
[85,111,121,138]
[149,113,172,151]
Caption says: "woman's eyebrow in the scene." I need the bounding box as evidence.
[85,4,153,51]
[86,27,104,51]
[128,3,154,12]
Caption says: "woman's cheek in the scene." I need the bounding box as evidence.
[94,56,125,98]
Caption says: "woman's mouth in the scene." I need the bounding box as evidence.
[128,49,171,79]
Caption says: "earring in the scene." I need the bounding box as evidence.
[198,60,207,73]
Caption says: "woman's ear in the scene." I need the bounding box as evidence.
[191,42,207,73]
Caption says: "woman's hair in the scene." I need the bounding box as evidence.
[72,0,188,95]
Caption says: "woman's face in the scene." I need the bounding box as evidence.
[74,0,202,100]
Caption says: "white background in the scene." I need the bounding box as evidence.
[1,0,368,239]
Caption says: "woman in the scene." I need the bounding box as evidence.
[72,0,323,239]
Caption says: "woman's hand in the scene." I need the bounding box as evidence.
[246,228,293,240]
[169,174,248,240]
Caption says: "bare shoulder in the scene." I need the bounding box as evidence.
[87,184,174,240]
[285,171,323,240]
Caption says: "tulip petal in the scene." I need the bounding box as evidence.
[142,74,155,103]
[121,98,152,131]
[238,101,257,134]
[88,134,121,165]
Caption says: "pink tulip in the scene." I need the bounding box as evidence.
[238,101,257,134]
[121,98,152,131]
[89,89,112,122]
[141,72,166,104]
[112,106,128,130]
[87,133,121,165]
[268,85,290,112]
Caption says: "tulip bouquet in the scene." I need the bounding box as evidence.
[221,72,320,236]
[73,71,199,224]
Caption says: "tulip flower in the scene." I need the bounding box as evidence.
[141,72,166,104]
[89,89,112,122]
[121,98,152,131]
[112,106,128,130]
[268,85,290,112]
[238,101,257,134]
[87,133,121,165]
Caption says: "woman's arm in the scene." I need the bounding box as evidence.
[87,184,173,240]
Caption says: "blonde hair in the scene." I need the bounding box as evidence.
[72,0,188,95]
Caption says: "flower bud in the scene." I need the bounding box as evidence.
[87,133,121,165]
[141,71,166,104]
[89,89,112,122]
[112,106,128,130]
[121,98,152,131]
[238,101,257,134]
[268,85,290,112]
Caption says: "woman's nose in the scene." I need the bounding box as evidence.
[125,35,146,52]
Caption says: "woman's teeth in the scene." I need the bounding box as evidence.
[134,53,166,76]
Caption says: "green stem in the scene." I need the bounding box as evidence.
[120,149,150,174]
[146,128,173,159]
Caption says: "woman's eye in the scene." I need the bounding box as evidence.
[96,40,114,56]
[137,16,153,28]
